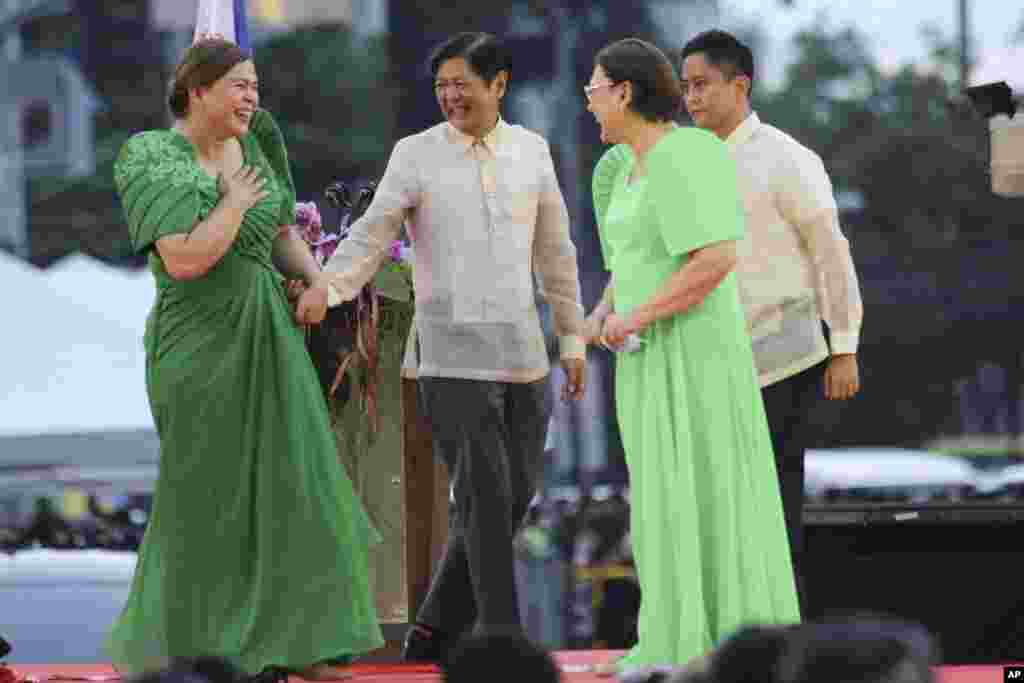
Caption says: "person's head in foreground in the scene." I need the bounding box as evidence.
[129,656,249,683]
[776,616,936,683]
[666,616,935,683]
[441,633,561,683]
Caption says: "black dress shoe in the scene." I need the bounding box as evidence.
[402,624,447,663]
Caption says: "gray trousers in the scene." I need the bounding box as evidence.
[415,375,552,637]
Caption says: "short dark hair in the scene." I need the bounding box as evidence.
[778,618,936,683]
[429,32,511,84]
[707,625,796,683]
[692,618,935,683]
[128,657,245,683]
[168,38,251,118]
[595,38,683,123]
[441,634,560,683]
[679,30,756,95]
[170,657,245,683]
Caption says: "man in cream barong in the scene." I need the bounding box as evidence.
[678,29,865,612]
[303,32,587,662]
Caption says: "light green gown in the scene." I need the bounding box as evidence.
[592,128,800,669]
[107,109,384,674]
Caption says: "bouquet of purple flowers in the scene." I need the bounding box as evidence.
[295,201,337,265]
[292,181,413,434]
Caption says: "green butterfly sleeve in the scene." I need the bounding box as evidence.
[591,144,632,268]
[647,128,745,256]
[114,131,203,254]
[248,109,297,226]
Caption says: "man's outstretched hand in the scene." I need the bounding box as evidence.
[561,358,586,401]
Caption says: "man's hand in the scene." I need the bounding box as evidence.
[285,279,307,302]
[295,280,328,325]
[825,353,860,400]
[583,313,605,346]
[561,357,586,401]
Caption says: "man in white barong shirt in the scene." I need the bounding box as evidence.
[304,32,587,660]
[678,29,864,612]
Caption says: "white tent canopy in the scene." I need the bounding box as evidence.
[0,251,156,441]
[43,252,154,337]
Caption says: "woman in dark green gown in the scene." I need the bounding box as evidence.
[106,39,383,677]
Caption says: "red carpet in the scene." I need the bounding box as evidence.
[6,654,1021,683]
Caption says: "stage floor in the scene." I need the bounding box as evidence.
[8,652,1020,683]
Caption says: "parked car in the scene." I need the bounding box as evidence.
[804,448,980,503]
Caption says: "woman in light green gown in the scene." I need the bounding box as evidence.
[106,39,383,677]
[583,39,800,672]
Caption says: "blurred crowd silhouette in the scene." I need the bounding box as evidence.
[1,493,150,553]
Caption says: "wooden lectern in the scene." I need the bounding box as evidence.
[330,321,448,656]
[400,378,449,627]
[320,180,450,654]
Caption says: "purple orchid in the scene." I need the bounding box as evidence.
[295,201,321,229]
[390,240,412,263]
[294,205,309,226]
[294,201,325,248]
[312,233,339,265]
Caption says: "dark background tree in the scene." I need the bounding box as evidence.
[751,21,1024,446]
[24,11,396,269]
[253,24,398,203]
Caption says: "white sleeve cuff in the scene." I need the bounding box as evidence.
[830,330,860,355]
[559,335,586,360]
[327,283,343,308]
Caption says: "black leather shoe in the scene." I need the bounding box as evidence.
[401,624,447,663]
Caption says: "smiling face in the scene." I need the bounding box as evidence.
[585,64,628,145]
[192,59,259,137]
[680,52,749,139]
[434,56,506,138]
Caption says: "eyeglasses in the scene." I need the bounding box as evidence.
[583,81,618,100]
[435,80,469,96]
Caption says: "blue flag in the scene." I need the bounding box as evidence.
[233,0,250,52]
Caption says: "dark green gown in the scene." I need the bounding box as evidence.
[107,109,384,674]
